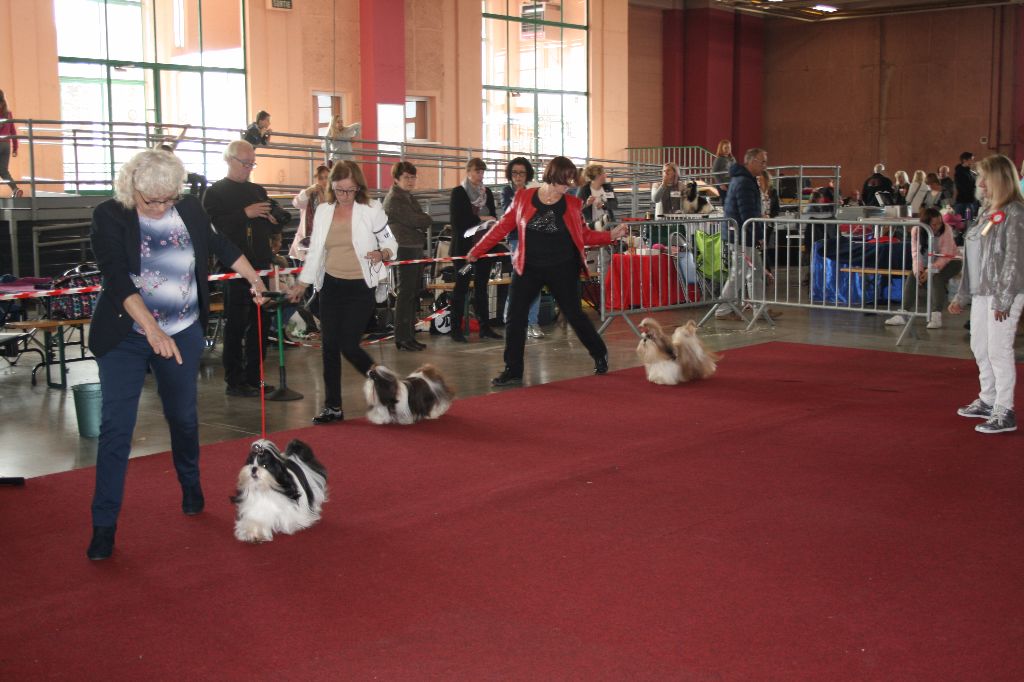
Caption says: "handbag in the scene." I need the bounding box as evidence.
[50,264,102,320]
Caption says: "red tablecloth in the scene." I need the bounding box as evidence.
[603,252,697,310]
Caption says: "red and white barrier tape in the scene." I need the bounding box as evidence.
[0,253,515,302]
[269,306,452,350]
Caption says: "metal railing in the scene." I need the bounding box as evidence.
[596,216,735,335]
[725,216,942,345]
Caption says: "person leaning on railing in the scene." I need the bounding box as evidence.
[948,154,1024,435]
[0,89,23,197]
[85,148,267,561]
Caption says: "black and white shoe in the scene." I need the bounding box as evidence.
[975,407,1016,434]
[312,407,344,424]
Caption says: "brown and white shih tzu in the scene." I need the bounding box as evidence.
[364,364,454,425]
[636,317,721,385]
[231,439,328,543]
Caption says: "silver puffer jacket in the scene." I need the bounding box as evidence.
[954,200,1024,312]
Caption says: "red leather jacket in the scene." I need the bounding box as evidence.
[468,187,613,276]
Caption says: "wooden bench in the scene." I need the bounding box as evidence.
[5,318,93,389]
[840,267,913,277]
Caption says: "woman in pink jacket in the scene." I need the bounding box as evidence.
[467,156,626,387]
[885,207,962,329]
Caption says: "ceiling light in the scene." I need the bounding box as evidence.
[812,4,838,11]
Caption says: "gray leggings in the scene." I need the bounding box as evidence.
[0,142,18,193]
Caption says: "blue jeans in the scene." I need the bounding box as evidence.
[503,238,541,326]
[91,322,204,527]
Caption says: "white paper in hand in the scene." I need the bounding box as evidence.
[463,218,497,240]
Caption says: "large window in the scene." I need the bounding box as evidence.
[54,0,246,190]
[482,1,588,160]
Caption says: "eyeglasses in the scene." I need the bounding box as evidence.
[231,156,257,169]
[510,171,528,177]
[334,188,359,196]
[137,193,180,208]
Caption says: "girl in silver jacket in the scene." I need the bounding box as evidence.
[949,154,1024,434]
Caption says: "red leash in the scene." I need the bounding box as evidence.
[255,298,267,439]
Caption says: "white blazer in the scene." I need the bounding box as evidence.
[298,199,398,290]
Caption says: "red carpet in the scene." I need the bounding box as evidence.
[2,342,1022,680]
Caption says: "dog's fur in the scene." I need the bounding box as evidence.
[681,181,713,215]
[231,439,328,543]
[364,364,454,425]
[636,317,721,385]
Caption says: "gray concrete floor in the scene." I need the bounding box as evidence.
[2,297,1006,481]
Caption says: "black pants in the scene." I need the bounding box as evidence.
[319,274,376,409]
[504,259,606,376]
[452,243,510,331]
[394,245,424,344]
[223,278,270,388]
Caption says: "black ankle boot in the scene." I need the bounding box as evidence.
[87,525,116,560]
[182,484,205,515]
[594,355,609,375]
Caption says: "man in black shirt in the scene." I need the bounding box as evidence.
[953,151,978,220]
[204,140,282,396]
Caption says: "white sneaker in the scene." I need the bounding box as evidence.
[926,312,942,329]
[884,313,907,326]
[527,324,545,338]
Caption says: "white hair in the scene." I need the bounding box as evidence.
[113,149,187,209]
[224,139,254,162]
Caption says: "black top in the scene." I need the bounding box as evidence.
[449,184,496,257]
[203,178,282,269]
[525,192,576,267]
[88,196,242,357]
[243,123,269,147]
[954,164,976,204]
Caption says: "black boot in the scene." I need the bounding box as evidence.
[593,355,609,375]
[182,484,205,515]
[87,525,116,560]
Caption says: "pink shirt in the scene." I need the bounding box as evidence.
[0,113,17,154]
[911,224,957,275]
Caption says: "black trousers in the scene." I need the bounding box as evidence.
[452,243,510,330]
[222,277,270,388]
[319,274,376,409]
[504,259,606,376]
[394,245,424,344]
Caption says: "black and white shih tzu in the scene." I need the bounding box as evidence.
[364,364,454,425]
[636,317,721,385]
[231,438,328,543]
[681,181,713,215]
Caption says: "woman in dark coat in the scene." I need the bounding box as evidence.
[86,149,266,560]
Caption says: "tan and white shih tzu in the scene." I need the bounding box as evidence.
[364,364,454,425]
[231,438,328,543]
[636,317,721,385]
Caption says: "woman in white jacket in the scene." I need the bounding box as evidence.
[286,161,397,424]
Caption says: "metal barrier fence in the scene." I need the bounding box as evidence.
[597,217,736,335]
[730,217,942,345]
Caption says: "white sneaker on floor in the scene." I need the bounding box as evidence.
[926,312,942,329]
[527,325,545,338]
[884,313,908,326]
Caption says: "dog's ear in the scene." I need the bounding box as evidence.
[685,319,697,332]
[371,369,401,407]
[406,377,437,420]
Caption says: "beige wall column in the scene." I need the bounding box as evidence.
[589,0,629,160]
[0,0,62,194]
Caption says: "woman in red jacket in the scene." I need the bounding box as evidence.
[467,156,627,387]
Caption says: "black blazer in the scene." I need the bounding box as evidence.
[449,184,496,257]
[88,196,243,357]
